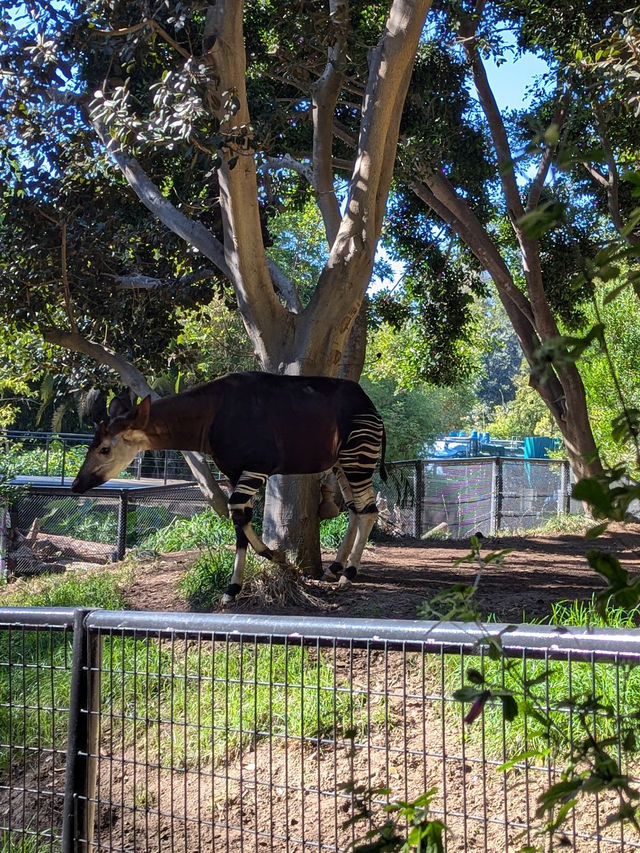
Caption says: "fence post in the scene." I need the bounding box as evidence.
[558,460,571,514]
[413,461,424,537]
[490,457,503,534]
[62,608,102,853]
[116,490,128,560]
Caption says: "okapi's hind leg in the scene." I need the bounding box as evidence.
[325,455,379,586]
[222,471,286,605]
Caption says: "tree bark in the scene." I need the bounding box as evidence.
[406,13,605,483]
[80,0,431,573]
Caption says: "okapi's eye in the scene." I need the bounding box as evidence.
[99,446,111,456]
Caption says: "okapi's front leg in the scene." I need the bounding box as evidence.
[222,471,285,605]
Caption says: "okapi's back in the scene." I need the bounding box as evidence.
[205,372,384,480]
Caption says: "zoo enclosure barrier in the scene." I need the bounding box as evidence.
[375,456,579,539]
[3,481,211,576]
[1,607,639,853]
[1,430,202,483]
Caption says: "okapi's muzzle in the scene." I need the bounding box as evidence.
[71,472,104,494]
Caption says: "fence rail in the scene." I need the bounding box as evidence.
[0,607,638,852]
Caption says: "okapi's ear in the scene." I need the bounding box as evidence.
[127,395,152,431]
[108,388,136,421]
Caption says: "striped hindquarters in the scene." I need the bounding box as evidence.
[337,413,385,512]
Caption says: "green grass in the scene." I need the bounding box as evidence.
[140,506,350,553]
[495,512,588,537]
[447,596,640,765]
[138,507,236,552]
[0,563,132,609]
[0,564,133,776]
[0,549,362,791]
[107,636,363,771]
[142,508,351,609]
[178,546,240,609]
[0,828,56,853]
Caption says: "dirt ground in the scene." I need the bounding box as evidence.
[5,525,640,852]
[123,522,640,622]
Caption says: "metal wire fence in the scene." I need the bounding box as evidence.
[0,608,638,852]
[1,431,198,483]
[2,452,581,579]
[375,457,578,538]
[3,483,210,577]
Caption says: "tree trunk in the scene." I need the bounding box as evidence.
[263,475,324,576]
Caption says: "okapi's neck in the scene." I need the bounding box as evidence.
[141,393,216,454]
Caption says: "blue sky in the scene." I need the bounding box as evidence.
[484,49,550,111]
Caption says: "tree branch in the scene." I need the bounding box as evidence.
[458,17,524,223]
[260,154,315,186]
[458,16,559,340]
[91,114,232,277]
[94,18,191,60]
[60,222,78,334]
[202,0,290,365]
[310,0,348,246]
[304,0,433,371]
[526,93,570,212]
[411,174,536,328]
[110,269,218,291]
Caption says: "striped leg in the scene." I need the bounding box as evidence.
[326,414,383,585]
[222,471,283,604]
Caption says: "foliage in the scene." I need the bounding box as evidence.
[139,507,235,553]
[0,563,131,608]
[179,547,243,610]
[473,293,523,410]
[344,783,445,853]
[578,283,640,467]
[485,367,559,440]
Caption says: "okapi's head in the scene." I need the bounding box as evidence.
[71,392,153,493]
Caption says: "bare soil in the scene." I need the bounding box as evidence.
[123,523,640,622]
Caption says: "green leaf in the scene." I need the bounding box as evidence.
[587,550,629,585]
[501,694,518,721]
[466,667,485,685]
[497,748,550,773]
[517,202,565,238]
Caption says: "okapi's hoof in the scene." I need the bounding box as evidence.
[221,583,241,606]
[322,562,343,581]
[344,565,358,581]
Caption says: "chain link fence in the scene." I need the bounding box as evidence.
[2,430,584,577]
[0,608,638,852]
[3,482,209,577]
[1,431,200,483]
[375,457,579,538]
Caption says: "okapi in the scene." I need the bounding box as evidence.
[71,372,387,603]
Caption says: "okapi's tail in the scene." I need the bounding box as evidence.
[379,424,388,482]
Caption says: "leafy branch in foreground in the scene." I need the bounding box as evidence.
[341,780,445,853]
[454,626,640,845]
[417,536,512,622]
